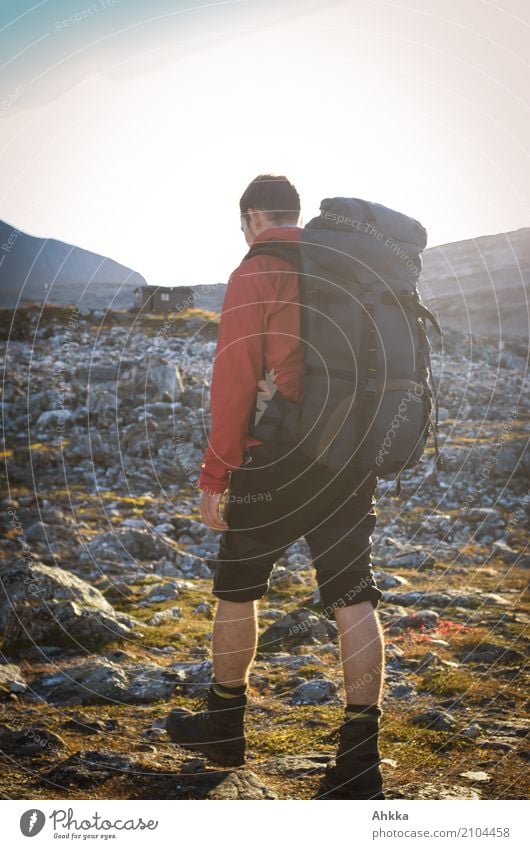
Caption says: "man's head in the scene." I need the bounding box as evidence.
[239,174,300,245]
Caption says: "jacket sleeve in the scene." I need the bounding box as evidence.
[198,264,265,494]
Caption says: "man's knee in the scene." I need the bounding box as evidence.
[212,532,276,603]
[318,571,383,618]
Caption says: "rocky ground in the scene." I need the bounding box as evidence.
[0,305,528,800]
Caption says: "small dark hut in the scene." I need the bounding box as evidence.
[134,285,195,314]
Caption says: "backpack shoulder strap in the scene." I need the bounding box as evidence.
[244,239,310,384]
[244,240,302,270]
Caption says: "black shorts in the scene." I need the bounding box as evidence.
[211,442,382,614]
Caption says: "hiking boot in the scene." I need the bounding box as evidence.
[165,686,247,766]
[319,709,385,800]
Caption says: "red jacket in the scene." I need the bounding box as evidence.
[198,226,304,494]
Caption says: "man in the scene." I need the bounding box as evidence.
[166,175,385,800]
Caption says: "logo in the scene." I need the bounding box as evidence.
[20,809,46,837]
[254,368,278,426]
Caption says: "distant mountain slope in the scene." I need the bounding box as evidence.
[2,219,528,340]
[0,221,146,309]
[421,228,529,340]
[193,227,530,340]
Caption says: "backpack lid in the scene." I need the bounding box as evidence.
[307,197,427,251]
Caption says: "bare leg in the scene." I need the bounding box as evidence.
[212,599,258,688]
[334,601,384,705]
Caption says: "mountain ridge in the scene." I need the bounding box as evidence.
[1,220,528,338]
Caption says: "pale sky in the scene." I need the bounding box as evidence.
[1,0,529,284]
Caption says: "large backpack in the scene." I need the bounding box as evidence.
[244,197,443,489]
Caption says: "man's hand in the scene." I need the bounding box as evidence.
[200,490,229,531]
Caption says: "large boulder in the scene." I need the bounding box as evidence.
[81,527,174,565]
[0,723,66,756]
[259,608,338,652]
[0,560,140,652]
[42,750,140,789]
[291,677,338,705]
[206,771,277,800]
[32,656,181,705]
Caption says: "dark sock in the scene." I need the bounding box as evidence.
[345,703,382,719]
[211,678,248,699]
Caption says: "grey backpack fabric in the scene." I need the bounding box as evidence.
[245,197,442,483]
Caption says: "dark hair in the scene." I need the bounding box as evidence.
[239,174,300,224]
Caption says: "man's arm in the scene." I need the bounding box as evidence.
[198,262,265,497]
